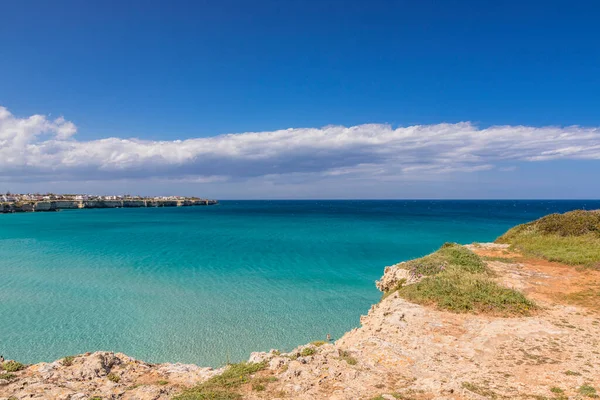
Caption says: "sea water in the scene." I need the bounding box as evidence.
[1,200,598,366]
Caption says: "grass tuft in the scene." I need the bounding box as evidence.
[61,356,75,366]
[401,242,487,278]
[0,373,16,380]
[107,373,120,383]
[252,383,265,391]
[579,384,598,398]
[369,395,405,400]
[1,361,25,372]
[564,370,581,376]
[497,210,600,268]
[337,350,358,365]
[300,347,316,357]
[174,362,267,400]
[384,243,535,316]
[397,269,535,315]
[462,382,499,399]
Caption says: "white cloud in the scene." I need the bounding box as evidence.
[1,105,599,184]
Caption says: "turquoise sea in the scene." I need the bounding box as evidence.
[1,200,599,366]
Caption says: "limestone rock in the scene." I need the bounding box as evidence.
[375,262,421,292]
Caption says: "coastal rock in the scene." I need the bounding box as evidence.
[52,200,81,209]
[75,352,121,379]
[248,350,277,364]
[375,262,421,292]
[33,201,52,211]
[1,195,217,214]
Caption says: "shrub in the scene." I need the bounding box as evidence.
[300,347,316,356]
[107,373,120,383]
[338,350,357,365]
[310,340,327,347]
[61,356,75,366]
[1,361,25,372]
[532,210,600,236]
[565,370,581,376]
[0,373,16,380]
[497,210,600,267]
[252,383,265,391]
[579,385,598,398]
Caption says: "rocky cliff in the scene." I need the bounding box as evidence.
[2,243,599,400]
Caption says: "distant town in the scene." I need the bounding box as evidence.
[1,193,217,213]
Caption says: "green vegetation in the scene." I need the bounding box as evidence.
[550,387,564,394]
[107,373,120,383]
[310,340,327,347]
[127,384,143,390]
[61,355,75,366]
[300,347,316,356]
[398,269,535,315]
[579,384,598,398]
[337,350,358,365]
[370,394,405,400]
[385,243,535,316]
[0,373,16,380]
[402,242,487,277]
[461,382,499,399]
[157,380,169,385]
[1,361,25,372]
[174,362,267,400]
[496,210,600,268]
[564,370,581,376]
[252,383,265,391]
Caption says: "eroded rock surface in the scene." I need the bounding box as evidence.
[0,352,221,400]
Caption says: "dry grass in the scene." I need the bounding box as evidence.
[497,210,600,268]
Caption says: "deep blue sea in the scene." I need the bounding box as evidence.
[1,200,599,366]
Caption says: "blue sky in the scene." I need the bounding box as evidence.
[1,0,599,198]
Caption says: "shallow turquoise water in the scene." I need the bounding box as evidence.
[1,200,599,366]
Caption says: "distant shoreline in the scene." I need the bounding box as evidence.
[0,198,218,214]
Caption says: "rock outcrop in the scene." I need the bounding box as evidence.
[375,262,423,292]
[1,352,221,400]
[2,243,599,399]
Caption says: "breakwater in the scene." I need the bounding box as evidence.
[1,198,217,213]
